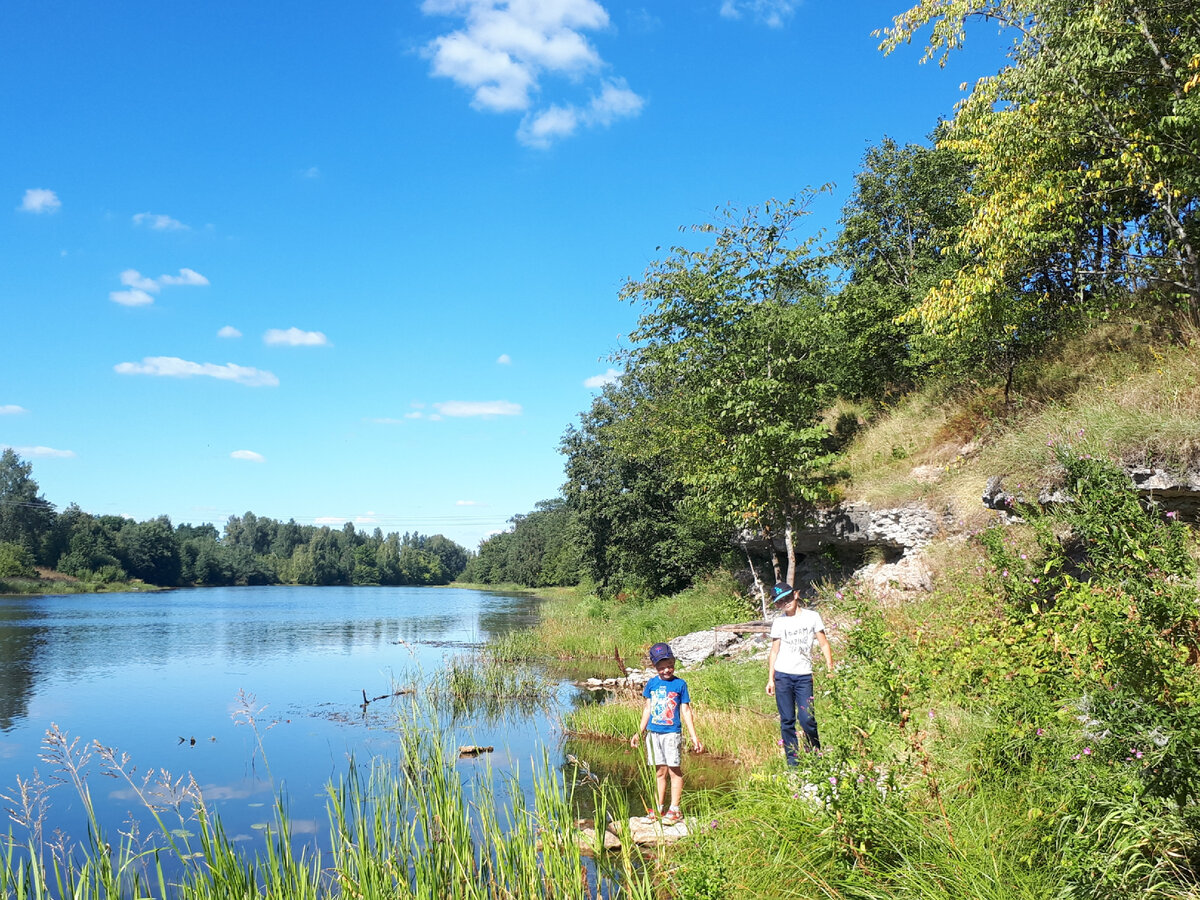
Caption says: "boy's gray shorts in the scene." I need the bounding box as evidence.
[645,731,682,767]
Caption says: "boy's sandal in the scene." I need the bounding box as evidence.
[661,810,683,825]
[642,808,661,822]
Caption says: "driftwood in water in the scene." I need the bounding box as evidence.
[360,688,414,711]
[458,745,494,757]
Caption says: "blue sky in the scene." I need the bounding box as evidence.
[1,0,1004,550]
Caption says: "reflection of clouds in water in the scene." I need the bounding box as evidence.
[193,778,272,801]
[290,819,320,835]
[0,739,25,759]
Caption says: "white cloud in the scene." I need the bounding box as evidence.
[301,166,321,179]
[433,400,522,417]
[496,353,512,364]
[456,499,482,506]
[120,269,161,292]
[109,268,208,306]
[132,212,188,231]
[518,105,579,147]
[422,0,643,147]
[264,327,329,347]
[583,368,621,388]
[719,0,797,27]
[313,516,345,525]
[355,515,379,525]
[114,356,280,387]
[2,444,75,459]
[405,412,424,419]
[109,289,157,307]
[19,189,61,214]
[230,449,265,463]
[516,77,644,148]
[0,405,28,415]
[159,267,209,286]
[218,325,242,339]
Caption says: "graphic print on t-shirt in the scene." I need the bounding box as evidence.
[649,686,679,728]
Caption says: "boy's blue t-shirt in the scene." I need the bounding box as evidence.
[643,675,690,734]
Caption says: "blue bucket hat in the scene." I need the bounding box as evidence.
[772,582,795,605]
[648,642,675,664]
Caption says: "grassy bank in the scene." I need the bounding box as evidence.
[518,449,1200,899]
[0,568,164,596]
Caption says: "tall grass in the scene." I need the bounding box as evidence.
[0,710,657,899]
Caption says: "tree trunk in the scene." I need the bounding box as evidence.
[762,524,783,584]
[743,543,768,618]
[784,515,797,587]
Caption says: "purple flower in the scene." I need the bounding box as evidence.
[1083,747,1092,756]
[1036,728,1044,737]
[829,776,838,786]
[1167,511,1178,520]
[1031,577,1040,584]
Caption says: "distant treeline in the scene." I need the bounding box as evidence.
[0,449,468,588]
[469,0,1199,597]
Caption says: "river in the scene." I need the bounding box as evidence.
[0,585,569,864]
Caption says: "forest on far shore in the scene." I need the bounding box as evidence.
[0,449,469,588]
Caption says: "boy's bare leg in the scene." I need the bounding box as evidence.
[655,765,669,813]
[668,766,683,809]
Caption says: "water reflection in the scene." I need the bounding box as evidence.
[0,602,43,731]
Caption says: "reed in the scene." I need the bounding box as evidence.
[0,710,657,900]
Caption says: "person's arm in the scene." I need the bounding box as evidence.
[630,699,652,747]
[816,630,833,671]
[765,638,780,695]
[680,702,702,752]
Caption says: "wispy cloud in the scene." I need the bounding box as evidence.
[133,212,189,231]
[230,449,265,463]
[160,268,209,286]
[109,289,157,307]
[517,78,644,147]
[301,166,321,179]
[583,368,621,388]
[456,499,483,506]
[218,325,242,339]
[719,0,797,27]
[422,0,643,147]
[18,189,61,214]
[2,444,75,459]
[109,268,208,305]
[120,269,160,292]
[496,353,512,364]
[114,356,280,387]
[1,405,29,415]
[264,327,329,347]
[433,400,522,417]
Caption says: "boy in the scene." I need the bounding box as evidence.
[630,641,703,823]
[766,582,833,766]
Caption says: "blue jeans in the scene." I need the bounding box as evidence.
[774,672,819,764]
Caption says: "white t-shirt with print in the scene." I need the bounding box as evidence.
[769,608,826,676]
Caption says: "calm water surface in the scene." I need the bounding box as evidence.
[0,585,567,858]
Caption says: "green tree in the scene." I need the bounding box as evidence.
[561,381,727,595]
[830,132,973,393]
[617,195,840,598]
[880,0,1200,333]
[117,515,182,586]
[0,450,56,563]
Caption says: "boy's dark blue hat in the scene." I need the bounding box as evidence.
[648,642,674,664]
[772,582,795,604]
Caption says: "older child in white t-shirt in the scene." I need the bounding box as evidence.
[766,582,833,765]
